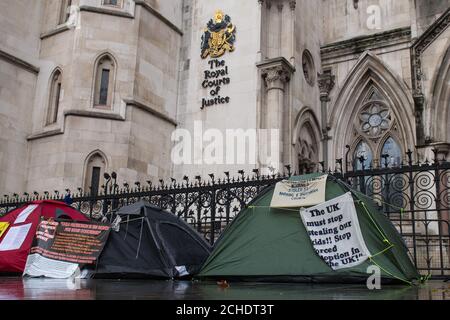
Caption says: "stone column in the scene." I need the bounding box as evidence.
[288,1,296,65]
[317,71,335,169]
[414,94,426,146]
[257,0,265,61]
[257,57,295,172]
[280,1,296,64]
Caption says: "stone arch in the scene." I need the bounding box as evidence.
[430,45,450,142]
[83,150,109,196]
[292,107,321,173]
[329,51,415,160]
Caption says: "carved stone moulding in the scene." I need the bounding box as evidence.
[257,56,296,91]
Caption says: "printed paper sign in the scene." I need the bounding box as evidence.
[300,192,371,270]
[0,222,10,238]
[23,253,79,279]
[23,219,110,278]
[270,175,328,208]
[14,204,38,224]
[0,223,32,251]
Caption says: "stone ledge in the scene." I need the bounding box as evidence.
[27,129,64,141]
[27,101,177,141]
[40,24,71,40]
[79,5,134,19]
[0,49,39,75]
[123,97,178,126]
[64,109,126,121]
[321,27,412,61]
[256,56,296,73]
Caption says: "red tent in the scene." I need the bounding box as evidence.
[0,200,88,273]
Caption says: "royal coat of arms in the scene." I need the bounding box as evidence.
[201,10,236,59]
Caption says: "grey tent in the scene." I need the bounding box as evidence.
[93,201,211,279]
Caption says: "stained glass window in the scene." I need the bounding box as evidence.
[381,137,402,167]
[359,101,391,137]
[353,140,373,170]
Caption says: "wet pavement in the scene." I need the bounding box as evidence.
[0,277,448,300]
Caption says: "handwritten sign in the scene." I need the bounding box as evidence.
[300,192,371,270]
[270,175,328,208]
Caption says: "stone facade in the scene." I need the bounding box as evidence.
[1,0,181,194]
[0,0,449,195]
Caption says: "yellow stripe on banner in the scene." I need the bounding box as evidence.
[0,222,10,238]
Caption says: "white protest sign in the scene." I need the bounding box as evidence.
[0,223,32,251]
[270,175,327,208]
[300,192,371,270]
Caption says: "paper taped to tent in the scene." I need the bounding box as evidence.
[270,174,328,208]
[0,201,89,274]
[87,201,212,279]
[198,174,421,284]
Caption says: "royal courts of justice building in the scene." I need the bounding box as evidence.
[1,0,449,197]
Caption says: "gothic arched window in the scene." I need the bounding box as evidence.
[297,121,319,174]
[59,0,72,25]
[350,87,403,169]
[84,151,107,196]
[46,69,62,125]
[93,54,116,108]
[353,140,373,170]
[103,0,121,7]
[381,137,402,168]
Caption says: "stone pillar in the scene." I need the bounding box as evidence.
[414,94,426,146]
[257,0,264,61]
[280,1,296,63]
[266,0,282,58]
[263,0,295,61]
[288,1,296,65]
[257,57,295,172]
[317,70,335,169]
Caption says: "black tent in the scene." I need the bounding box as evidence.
[93,201,211,279]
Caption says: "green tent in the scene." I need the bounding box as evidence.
[198,174,421,284]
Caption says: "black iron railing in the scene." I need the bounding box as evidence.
[1,150,449,278]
